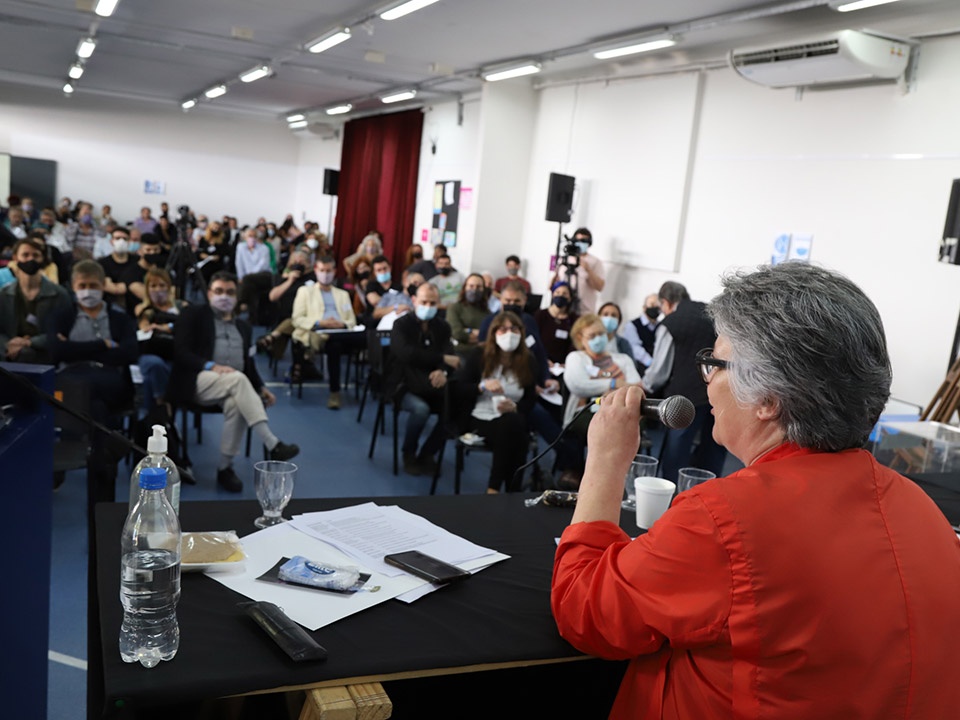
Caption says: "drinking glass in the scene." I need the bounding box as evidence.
[623,455,659,511]
[677,467,716,493]
[254,461,297,528]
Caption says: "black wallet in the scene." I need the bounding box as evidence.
[238,601,328,662]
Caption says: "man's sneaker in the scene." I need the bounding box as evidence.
[217,466,243,493]
[270,441,300,461]
[402,452,423,476]
[327,392,341,410]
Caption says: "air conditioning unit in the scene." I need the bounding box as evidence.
[729,30,910,88]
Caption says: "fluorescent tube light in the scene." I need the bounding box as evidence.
[831,0,900,11]
[286,113,305,122]
[68,63,84,80]
[483,63,541,82]
[380,0,441,21]
[94,0,120,17]
[63,83,74,94]
[381,90,417,104]
[593,37,676,60]
[307,28,351,54]
[204,84,227,99]
[326,104,353,115]
[181,99,197,110]
[240,65,272,83]
[289,120,309,129]
[77,37,97,59]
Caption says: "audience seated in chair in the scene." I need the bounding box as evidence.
[597,301,635,361]
[48,259,138,506]
[446,273,492,355]
[290,255,363,410]
[428,254,465,311]
[98,226,146,316]
[341,232,383,276]
[388,283,460,476]
[135,267,188,415]
[453,311,539,493]
[533,280,578,367]
[362,254,405,325]
[168,271,299,492]
[256,248,315,361]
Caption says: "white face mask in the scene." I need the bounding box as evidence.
[495,331,521,353]
[306,238,319,250]
[112,239,129,255]
[76,289,103,308]
[317,271,335,286]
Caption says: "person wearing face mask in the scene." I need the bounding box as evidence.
[428,255,465,310]
[598,302,635,359]
[346,257,373,318]
[169,272,299,492]
[403,244,425,272]
[363,255,401,321]
[19,196,37,226]
[370,267,416,323]
[99,227,145,316]
[291,256,362,409]
[0,238,71,362]
[388,283,461,476]
[446,273,492,354]
[256,250,316,357]
[494,255,531,296]
[235,228,275,323]
[341,232,383,275]
[560,313,642,488]
[49,260,138,506]
[135,267,189,416]
[534,281,579,366]
[622,293,662,374]
[407,243,445,281]
[197,219,227,285]
[133,206,158,235]
[5,229,59,284]
[452,311,539,493]
[66,202,102,258]
[550,227,606,313]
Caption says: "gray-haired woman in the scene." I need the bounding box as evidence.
[552,262,960,719]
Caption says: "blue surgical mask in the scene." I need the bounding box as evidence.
[376,272,391,285]
[415,305,437,321]
[601,316,619,333]
[577,241,590,255]
[587,335,607,354]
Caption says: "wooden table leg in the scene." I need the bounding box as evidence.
[348,682,393,720]
[299,686,357,720]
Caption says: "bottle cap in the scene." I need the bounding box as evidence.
[147,424,167,454]
[139,467,167,490]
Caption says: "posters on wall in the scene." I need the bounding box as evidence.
[771,233,813,265]
[432,180,461,247]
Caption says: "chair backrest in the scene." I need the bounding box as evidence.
[524,294,543,315]
[366,326,392,376]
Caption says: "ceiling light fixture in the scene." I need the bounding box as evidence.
[68,63,84,80]
[593,36,676,60]
[326,104,353,115]
[94,0,120,17]
[181,99,197,110]
[830,0,900,11]
[286,113,305,122]
[239,65,272,83]
[289,120,309,129]
[76,37,97,59]
[306,27,351,54]
[63,83,75,94]
[381,89,417,104]
[204,84,228,99]
[379,0,441,21]
[483,62,541,82]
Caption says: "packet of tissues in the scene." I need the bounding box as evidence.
[278,556,362,592]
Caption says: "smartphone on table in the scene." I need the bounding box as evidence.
[383,550,471,584]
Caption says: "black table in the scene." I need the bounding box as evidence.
[91,494,628,719]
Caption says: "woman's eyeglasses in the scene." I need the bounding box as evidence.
[695,348,731,384]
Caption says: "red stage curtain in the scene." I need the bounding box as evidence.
[333,109,424,275]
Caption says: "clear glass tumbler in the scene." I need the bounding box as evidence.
[254,461,297,528]
[677,467,716,494]
[623,455,659,511]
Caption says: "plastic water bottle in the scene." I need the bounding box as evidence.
[119,467,181,668]
[130,425,181,514]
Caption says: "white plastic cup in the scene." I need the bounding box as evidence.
[634,476,676,529]
[492,395,507,414]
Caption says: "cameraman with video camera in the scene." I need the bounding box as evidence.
[552,227,605,313]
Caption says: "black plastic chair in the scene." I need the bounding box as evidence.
[357,327,392,423]
[178,403,254,468]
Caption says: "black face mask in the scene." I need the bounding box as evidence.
[17,259,41,276]
[438,266,452,276]
[412,253,423,261]
[502,303,524,317]
[645,306,660,320]
[290,263,306,274]
[552,295,570,309]
[407,283,420,297]
[356,270,371,281]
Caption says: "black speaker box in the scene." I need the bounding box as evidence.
[943,179,960,241]
[545,172,575,223]
[323,169,340,196]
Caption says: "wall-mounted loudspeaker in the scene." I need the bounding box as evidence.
[939,178,960,266]
[545,172,575,223]
[323,169,340,196]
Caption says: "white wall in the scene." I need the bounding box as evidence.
[0,83,306,227]
[294,133,343,240]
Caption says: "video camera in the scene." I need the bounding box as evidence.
[560,234,588,270]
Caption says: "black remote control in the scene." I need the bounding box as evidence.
[238,601,328,662]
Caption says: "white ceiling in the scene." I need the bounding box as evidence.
[1,0,959,127]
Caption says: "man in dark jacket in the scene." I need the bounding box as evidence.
[388,283,460,476]
[49,259,138,508]
[169,271,298,492]
[642,280,727,482]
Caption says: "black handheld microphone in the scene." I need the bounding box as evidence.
[593,394,696,430]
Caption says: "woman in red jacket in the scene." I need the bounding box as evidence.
[552,262,960,719]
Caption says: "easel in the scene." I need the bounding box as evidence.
[890,356,960,473]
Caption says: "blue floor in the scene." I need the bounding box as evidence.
[46,343,741,718]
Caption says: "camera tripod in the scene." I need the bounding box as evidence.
[166,239,206,303]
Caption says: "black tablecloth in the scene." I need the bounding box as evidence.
[93,494,607,717]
